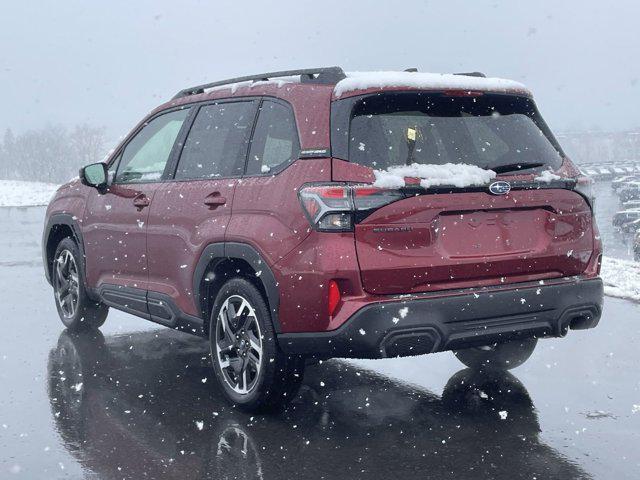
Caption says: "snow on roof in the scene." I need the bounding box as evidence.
[206,76,299,94]
[372,163,496,189]
[334,71,529,98]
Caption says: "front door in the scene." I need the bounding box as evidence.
[83,108,191,304]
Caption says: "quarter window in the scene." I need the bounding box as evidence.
[115,109,189,183]
[175,102,255,180]
[246,101,299,175]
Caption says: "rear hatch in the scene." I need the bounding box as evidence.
[330,90,595,295]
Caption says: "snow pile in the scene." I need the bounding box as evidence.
[535,170,562,182]
[0,180,60,207]
[601,256,640,302]
[373,163,497,189]
[334,71,529,98]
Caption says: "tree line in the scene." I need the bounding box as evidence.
[0,124,109,184]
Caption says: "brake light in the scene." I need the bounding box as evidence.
[298,184,404,231]
[328,280,341,317]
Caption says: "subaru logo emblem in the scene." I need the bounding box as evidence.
[489,181,511,195]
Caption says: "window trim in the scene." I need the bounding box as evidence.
[109,106,194,186]
[165,98,260,183]
[242,98,301,178]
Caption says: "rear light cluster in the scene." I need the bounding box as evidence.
[299,184,404,231]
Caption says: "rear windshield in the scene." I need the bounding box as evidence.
[331,92,564,172]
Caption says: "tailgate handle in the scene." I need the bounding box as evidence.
[204,192,226,209]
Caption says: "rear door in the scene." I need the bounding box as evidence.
[146,100,257,318]
[227,98,313,266]
[83,108,190,300]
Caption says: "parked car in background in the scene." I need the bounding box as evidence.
[42,67,604,411]
[620,217,640,234]
[618,183,640,203]
[612,175,639,191]
[613,209,640,228]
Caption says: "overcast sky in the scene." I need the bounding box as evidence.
[1,0,638,140]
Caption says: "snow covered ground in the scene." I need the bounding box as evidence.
[601,256,640,302]
[0,180,60,207]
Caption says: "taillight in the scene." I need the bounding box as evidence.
[298,184,404,232]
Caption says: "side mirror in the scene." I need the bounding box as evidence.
[80,163,108,190]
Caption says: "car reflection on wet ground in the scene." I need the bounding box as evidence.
[46,329,585,480]
[0,193,639,479]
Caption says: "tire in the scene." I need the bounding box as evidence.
[209,278,304,412]
[52,237,108,331]
[453,338,537,371]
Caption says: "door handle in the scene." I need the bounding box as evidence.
[204,192,227,209]
[133,194,150,210]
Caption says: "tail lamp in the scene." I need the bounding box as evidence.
[298,184,404,231]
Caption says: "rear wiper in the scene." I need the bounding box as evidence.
[489,162,545,174]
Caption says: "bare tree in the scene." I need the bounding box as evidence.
[0,124,108,183]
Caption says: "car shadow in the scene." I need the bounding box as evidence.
[47,328,590,480]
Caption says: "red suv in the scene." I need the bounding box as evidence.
[43,67,603,411]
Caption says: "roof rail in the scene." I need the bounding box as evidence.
[172,66,346,99]
[454,71,487,78]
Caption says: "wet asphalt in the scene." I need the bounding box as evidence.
[0,184,639,479]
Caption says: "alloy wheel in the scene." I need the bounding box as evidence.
[54,250,80,319]
[215,295,263,394]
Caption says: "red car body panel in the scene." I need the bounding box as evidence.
[353,188,595,295]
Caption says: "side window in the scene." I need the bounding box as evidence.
[115,109,189,183]
[246,101,299,175]
[175,102,254,180]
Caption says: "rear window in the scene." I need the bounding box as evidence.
[331,92,564,172]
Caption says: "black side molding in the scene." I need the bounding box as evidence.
[43,213,86,286]
[97,284,206,336]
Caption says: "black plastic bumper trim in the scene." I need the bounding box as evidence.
[278,278,603,359]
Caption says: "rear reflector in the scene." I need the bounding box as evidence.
[328,280,341,317]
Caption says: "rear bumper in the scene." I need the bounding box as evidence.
[278,277,603,359]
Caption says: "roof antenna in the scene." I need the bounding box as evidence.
[404,68,418,72]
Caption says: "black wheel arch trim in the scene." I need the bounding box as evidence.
[43,213,87,287]
[193,242,282,333]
